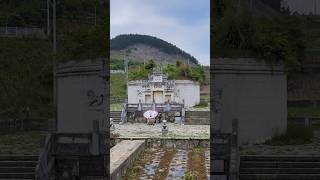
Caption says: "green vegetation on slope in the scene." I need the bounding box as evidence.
[213,0,306,74]
[110,34,199,65]
[0,1,109,119]
[0,0,106,27]
[0,131,46,154]
[129,60,206,84]
[110,74,126,102]
[111,59,144,70]
[288,107,320,118]
[0,39,53,119]
[265,123,314,145]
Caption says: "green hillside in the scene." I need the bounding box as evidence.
[111,34,199,65]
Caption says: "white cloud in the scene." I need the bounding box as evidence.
[110,0,210,65]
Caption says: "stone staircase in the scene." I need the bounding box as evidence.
[0,155,38,179]
[185,111,210,125]
[240,155,320,180]
[110,111,121,124]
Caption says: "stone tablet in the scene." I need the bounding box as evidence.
[55,59,107,133]
[212,58,287,144]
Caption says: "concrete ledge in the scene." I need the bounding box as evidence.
[110,140,145,180]
[115,137,209,149]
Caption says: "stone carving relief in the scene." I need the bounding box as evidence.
[87,90,104,107]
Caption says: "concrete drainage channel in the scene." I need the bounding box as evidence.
[110,138,210,180]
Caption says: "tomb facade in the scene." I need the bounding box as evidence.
[128,70,200,108]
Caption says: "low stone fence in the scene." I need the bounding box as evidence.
[289,117,320,127]
[113,137,209,149]
[288,100,320,107]
[0,26,46,39]
[0,118,54,131]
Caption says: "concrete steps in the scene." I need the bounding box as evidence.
[110,111,121,123]
[185,111,210,125]
[240,155,320,180]
[0,155,38,180]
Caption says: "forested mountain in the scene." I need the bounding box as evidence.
[110,34,199,65]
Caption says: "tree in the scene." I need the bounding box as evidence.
[176,60,182,67]
[145,60,155,70]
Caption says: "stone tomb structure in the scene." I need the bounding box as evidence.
[212,58,287,144]
[56,60,108,132]
[35,60,108,180]
[128,70,200,108]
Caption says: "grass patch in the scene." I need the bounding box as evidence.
[154,149,176,180]
[111,103,123,111]
[193,94,210,108]
[110,74,127,102]
[265,124,314,145]
[187,147,207,180]
[288,107,320,118]
[0,131,47,154]
[121,148,155,180]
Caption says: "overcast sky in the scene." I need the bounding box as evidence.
[110,0,210,65]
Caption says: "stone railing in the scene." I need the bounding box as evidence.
[126,102,182,112]
[212,119,239,180]
[35,129,107,179]
[35,134,55,180]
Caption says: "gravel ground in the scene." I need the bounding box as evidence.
[240,128,320,155]
[113,123,210,139]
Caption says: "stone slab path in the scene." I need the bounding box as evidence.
[167,149,188,179]
[139,149,165,180]
[123,148,210,179]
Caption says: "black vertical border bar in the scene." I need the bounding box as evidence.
[210,0,214,178]
[106,0,110,179]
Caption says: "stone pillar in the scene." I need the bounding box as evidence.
[212,58,287,144]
